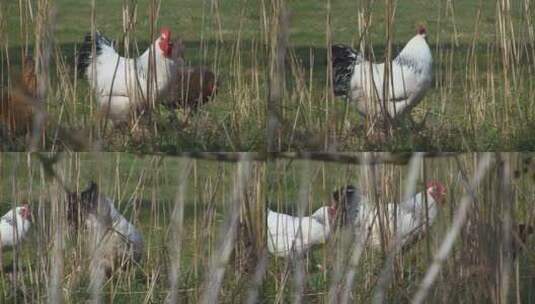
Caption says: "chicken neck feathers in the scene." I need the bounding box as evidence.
[77,31,114,77]
[332,44,363,97]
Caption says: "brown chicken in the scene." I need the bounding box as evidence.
[0,56,38,137]
[170,66,217,110]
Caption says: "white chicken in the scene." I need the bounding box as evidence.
[332,26,433,120]
[354,181,446,249]
[267,185,361,257]
[67,182,143,272]
[267,206,333,257]
[78,28,182,121]
[0,204,32,249]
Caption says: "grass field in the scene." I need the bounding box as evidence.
[1,0,534,151]
[1,152,535,303]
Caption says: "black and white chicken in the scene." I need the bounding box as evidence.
[67,182,143,272]
[332,26,433,120]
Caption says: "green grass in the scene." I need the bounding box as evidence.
[1,153,535,302]
[1,0,534,151]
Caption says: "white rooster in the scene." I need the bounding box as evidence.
[267,185,361,257]
[67,182,143,272]
[355,181,446,249]
[78,28,182,121]
[332,26,433,120]
[0,204,32,249]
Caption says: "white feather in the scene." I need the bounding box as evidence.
[0,207,31,249]
[267,207,331,257]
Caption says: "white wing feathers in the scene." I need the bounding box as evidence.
[267,207,331,257]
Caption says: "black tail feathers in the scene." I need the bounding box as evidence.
[77,31,113,77]
[332,44,361,97]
